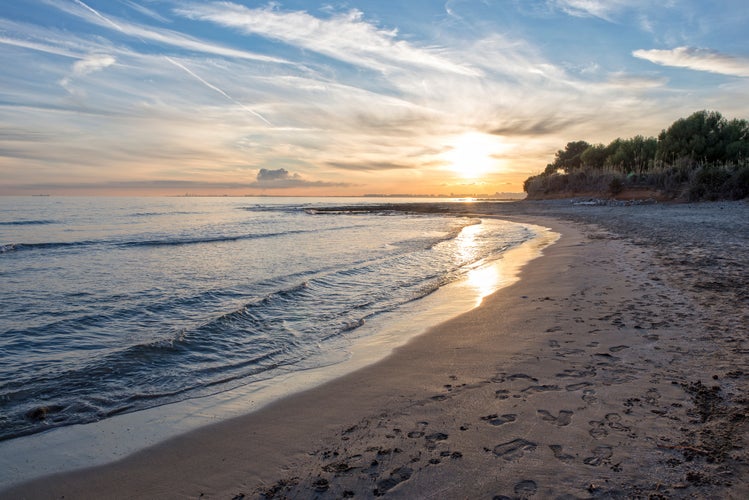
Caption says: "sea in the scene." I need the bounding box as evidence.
[0,196,544,456]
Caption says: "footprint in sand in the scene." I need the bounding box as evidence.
[373,466,412,496]
[514,479,538,497]
[495,389,511,400]
[425,432,449,442]
[407,421,429,438]
[565,381,593,392]
[522,384,561,393]
[424,432,449,450]
[481,414,517,426]
[583,445,613,467]
[582,388,599,404]
[537,409,573,426]
[493,439,537,461]
[556,368,596,378]
[644,388,661,405]
[549,444,575,463]
[555,348,586,358]
[593,353,621,365]
[588,420,608,439]
[507,373,539,382]
[605,413,630,432]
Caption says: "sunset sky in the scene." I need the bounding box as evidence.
[1,0,748,196]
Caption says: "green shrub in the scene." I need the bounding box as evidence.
[609,177,624,195]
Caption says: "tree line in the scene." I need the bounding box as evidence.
[524,110,749,200]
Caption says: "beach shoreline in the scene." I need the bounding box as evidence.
[3,200,748,499]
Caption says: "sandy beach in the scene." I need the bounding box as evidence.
[3,200,748,499]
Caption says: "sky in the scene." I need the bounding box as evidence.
[1,0,748,196]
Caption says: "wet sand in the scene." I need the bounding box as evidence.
[3,200,748,499]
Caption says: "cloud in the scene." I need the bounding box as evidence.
[605,72,667,89]
[488,116,580,137]
[121,0,172,23]
[72,54,116,76]
[633,46,749,77]
[44,0,287,63]
[257,168,299,182]
[326,161,415,172]
[165,57,272,125]
[252,168,352,188]
[175,2,479,76]
[60,54,116,93]
[550,0,630,21]
[549,0,678,25]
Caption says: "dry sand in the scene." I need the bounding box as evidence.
[3,200,748,499]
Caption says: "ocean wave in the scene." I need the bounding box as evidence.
[305,207,408,216]
[0,240,97,254]
[0,219,57,226]
[129,211,202,217]
[119,229,313,248]
[1,228,316,254]
[239,205,304,214]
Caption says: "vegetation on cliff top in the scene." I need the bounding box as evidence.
[524,111,749,201]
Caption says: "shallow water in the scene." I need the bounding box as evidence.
[0,197,537,442]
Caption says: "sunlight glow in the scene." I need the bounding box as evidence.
[443,132,503,179]
[455,221,502,306]
[466,265,500,303]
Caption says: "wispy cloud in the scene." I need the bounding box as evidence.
[326,161,415,172]
[0,35,73,59]
[175,2,480,76]
[633,46,749,77]
[549,0,673,23]
[549,0,630,21]
[71,0,123,31]
[0,18,95,59]
[72,54,117,76]
[44,0,287,63]
[121,0,172,24]
[604,72,668,89]
[60,54,117,94]
[165,57,272,126]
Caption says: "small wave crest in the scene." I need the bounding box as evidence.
[119,229,311,248]
[129,211,201,217]
[0,220,57,226]
[0,240,96,254]
[1,229,315,255]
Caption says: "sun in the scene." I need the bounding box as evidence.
[443,132,502,179]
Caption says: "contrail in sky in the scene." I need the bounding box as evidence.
[73,0,272,126]
[73,0,124,32]
[165,57,272,126]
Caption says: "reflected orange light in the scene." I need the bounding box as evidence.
[467,265,500,303]
[455,220,503,305]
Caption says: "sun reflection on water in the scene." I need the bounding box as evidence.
[455,220,503,305]
[466,264,500,304]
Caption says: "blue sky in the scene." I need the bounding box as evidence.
[1,0,748,195]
